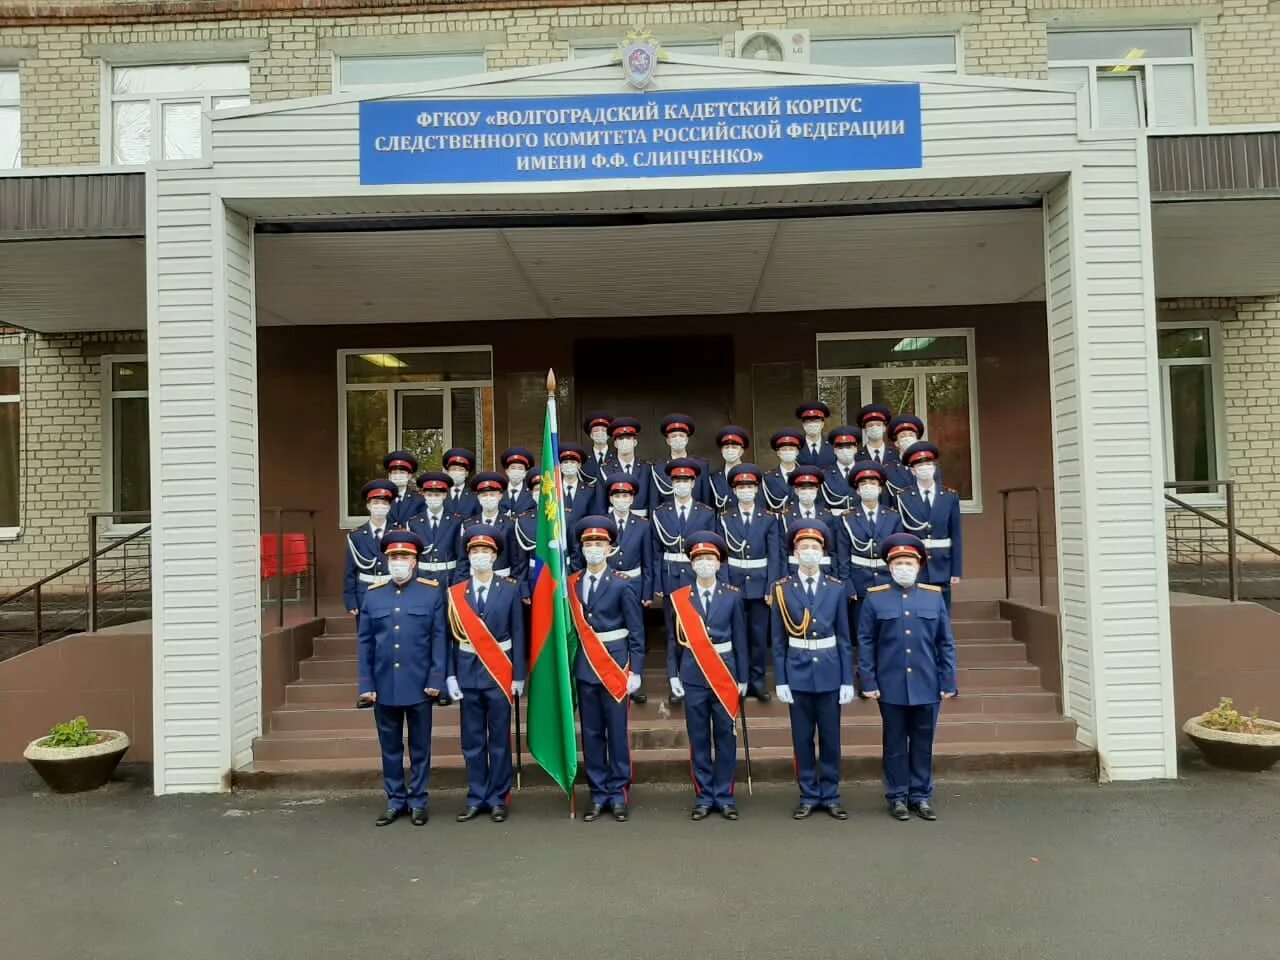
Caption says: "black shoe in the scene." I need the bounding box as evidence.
[753,689,772,704]
[720,807,740,821]
[456,806,483,823]
[630,691,648,705]
[613,803,630,822]
[582,803,606,823]
[668,694,683,706]
[889,800,910,821]
[826,804,849,821]
[436,695,453,707]
[410,807,428,826]
[375,808,405,827]
[793,803,816,820]
[491,806,509,823]
[690,805,711,821]
[910,800,937,821]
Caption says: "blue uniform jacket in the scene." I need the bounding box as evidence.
[856,583,958,705]
[342,523,389,611]
[896,485,963,583]
[761,466,799,512]
[500,484,536,517]
[389,491,425,527]
[445,489,480,521]
[769,574,854,694]
[607,514,655,603]
[580,448,613,487]
[821,466,855,514]
[572,569,647,685]
[651,500,717,596]
[457,515,528,583]
[719,506,782,600]
[602,457,653,516]
[405,511,465,584]
[666,583,749,688]
[860,446,901,508]
[357,577,448,706]
[773,506,839,575]
[884,460,944,499]
[835,507,903,599]
[560,478,602,527]
[649,456,713,510]
[446,575,527,691]
[797,440,837,470]
[512,510,539,600]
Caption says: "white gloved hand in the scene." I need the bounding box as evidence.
[775,684,794,705]
[737,682,748,697]
[446,676,463,700]
[512,680,525,697]
[626,672,643,695]
[669,677,685,699]
[838,684,855,705]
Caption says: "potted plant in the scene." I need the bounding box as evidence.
[1183,698,1280,772]
[23,716,131,793]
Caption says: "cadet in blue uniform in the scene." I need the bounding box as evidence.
[896,442,963,612]
[598,472,655,606]
[558,442,601,524]
[708,425,753,513]
[776,468,838,576]
[499,447,536,516]
[857,404,898,480]
[822,424,860,514]
[858,533,958,821]
[580,411,615,487]
[602,417,653,517]
[796,401,837,469]
[571,516,646,822]
[458,472,526,585]
[667,532,748,820]
[885,414,943,499]
[652,458,717,706]
[446,524,527,824]
[770,520,855,820]
[762,428,804,512]
[835,461,903,605]
[720,463,782,703]
[512,473,541,600]
[357,531,446,827]
[652,414,712,508]
[406,471,465,585]
[343,480,395,615]
[384,450,423,527]
[442,447,480,520]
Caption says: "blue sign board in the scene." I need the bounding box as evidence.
[359,83,922,185]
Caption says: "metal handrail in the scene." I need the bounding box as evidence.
[1162,479,1280,603]
[999,486,1046,607]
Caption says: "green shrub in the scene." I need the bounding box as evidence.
[42,716,101,748]
[1200,698,1260,734]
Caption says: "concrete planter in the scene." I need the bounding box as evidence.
[1183,717,1280,772]
[23,731,131,793]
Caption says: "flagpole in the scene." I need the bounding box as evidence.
[547,368,577,820]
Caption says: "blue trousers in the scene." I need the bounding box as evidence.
[743,597,772,693]
[789,690,842,806]
[878,701,940,804]
[373,701,433,810]
[578,681,631,807]
[460,684,513,809]
[683,684,737,808]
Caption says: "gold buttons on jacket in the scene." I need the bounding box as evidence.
[906,649,912,655]
[394,663,401,669]
[394,624,400,631]
[904,611,911,617]
[905,630,912,636]
[907,667,912,673]
[394,644,400,650]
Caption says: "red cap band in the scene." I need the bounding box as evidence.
[387,459,413,471]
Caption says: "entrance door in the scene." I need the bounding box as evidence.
[574,336,735,463]
[396,390,446,472]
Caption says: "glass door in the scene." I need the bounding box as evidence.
[396,390,446,473]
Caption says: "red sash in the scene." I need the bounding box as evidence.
[447,582,514,705]
[566,570,631,703]
[670,585,741,720]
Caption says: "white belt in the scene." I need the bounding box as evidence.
[662,552,690,563]
[728,557,769,569]
[848,556,886,570]
[358,573,390,584]
[418,559,457,572]
[788,556,832,566]
[494,566,512,577]
[594,628,628,644]
[922,538,952,549]
[632,509,649,518]
[459,639,513,654]
[710,640,733,654]
[617,567,642,578]
[788,635,836,650]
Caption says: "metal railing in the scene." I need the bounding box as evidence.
[1164,480,1280,603]
[261,507,320,628]
[999,486,1048,607]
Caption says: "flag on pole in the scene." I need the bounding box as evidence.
[525,370,579,796]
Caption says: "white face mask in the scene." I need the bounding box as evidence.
[796,488,818,508]
[506,466,527,485]
[667,433,689,453]
[590,428,609,445]
[560,461,579,479]
[802,420,823,439]
[615,437,636,455]
[610,495,633,514]
[582,545,607,567]
[721,445,743,465]
[478,493,501,513]
[778,449,798,466]
[388,558,414,582]
[735,485,757,504]
[891,562,919,588]
[424,494,446,512]
[834,447,856,466]
[914,463,937,484]
[388,470,409,490]
[796,547,823,569]
[865,424,886,443]
[897,433,919,452]
[447,468,468,487]
[858,483,881,503]
[368,502,390,521]
[469,552,494,574]
[692,558,719,580]
[672,480,694,499]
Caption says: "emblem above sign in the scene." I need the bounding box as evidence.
[619,30,660,90]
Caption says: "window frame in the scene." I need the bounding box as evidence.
[1157,319,1227,508]
[567,38,726,59]
[816,327,982,512]
[100,354,151,534]
[331,51,489,94]
[807,33,963,74]
[1046,26,1208,131]
[336,345,494,527]
[0,68,19,170]
[0,353,20,539]
[100,61,251,167]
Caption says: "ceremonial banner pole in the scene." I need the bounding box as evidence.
[514,690,523,790]
[740,694,754,795]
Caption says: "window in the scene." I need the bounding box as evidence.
[1048,28,1200,129]
[338,347,494,523]
[108,62,250,164]
[1158,322,1223,499]
[335,53,487,93]
[569,39,724,59]
[817,331,981,507]
[0,356,19,536]
[810,35,959,73]
[0,69,18,169]
[102,357,150,515]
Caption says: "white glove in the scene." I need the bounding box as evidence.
[446,676,463,700]
[626,672,642,695]
[838,684,855,705]
[775,684,794,705]
[737,682,747,697]
[669,677,685,699]
[512,680,525,697]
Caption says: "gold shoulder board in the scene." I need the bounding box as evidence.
[504,576,519,585]
[867,584,891,594]
[724,583,740,592]
[417,577,440,587]
[825,575,843,585]
[919,583,942,593]
[367,581,387,591]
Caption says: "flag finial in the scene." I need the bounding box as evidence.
[547,368,557,394]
